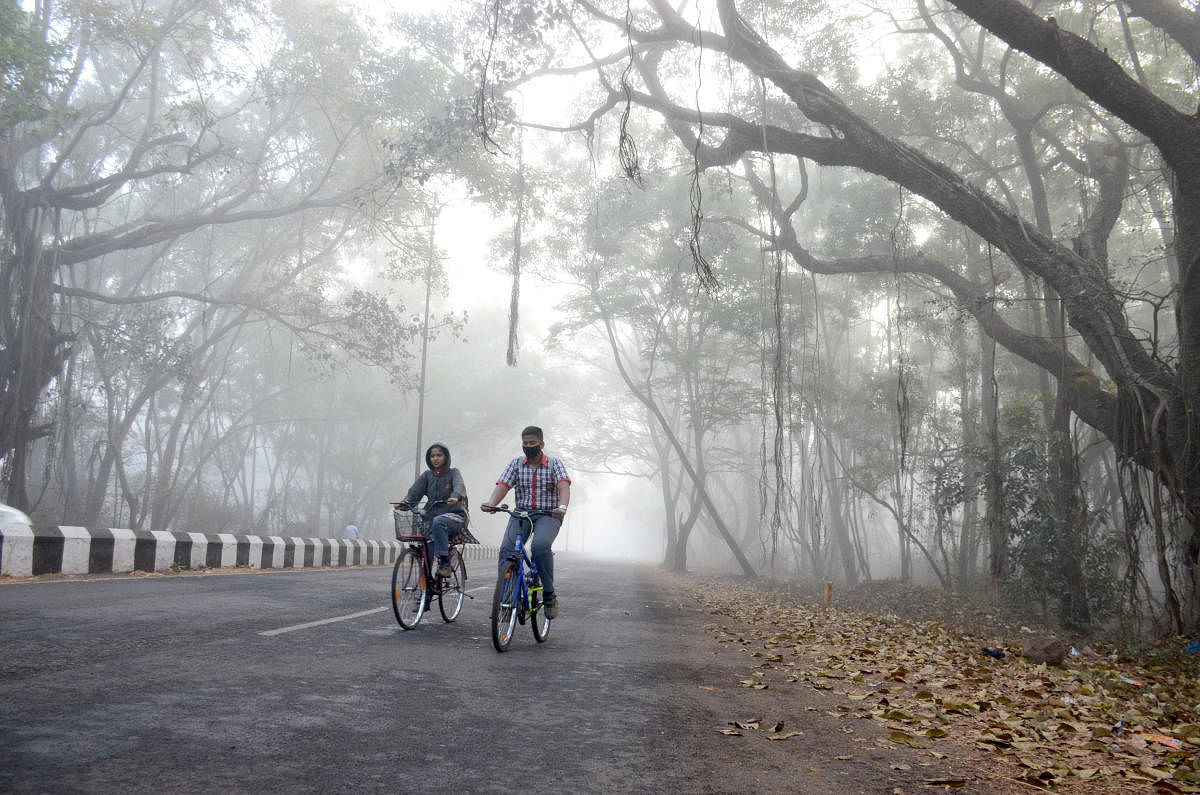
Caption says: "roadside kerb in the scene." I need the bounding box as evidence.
[0,526,498,578]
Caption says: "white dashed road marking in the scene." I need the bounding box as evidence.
[260,586,491,636]
[260,606,388,636]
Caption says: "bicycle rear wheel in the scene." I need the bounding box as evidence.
[391,548,426,629]
[438,548,466,622]
[491,559,519,652]
[530,575,551,643]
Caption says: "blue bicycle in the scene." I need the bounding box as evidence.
[488,505,552,652]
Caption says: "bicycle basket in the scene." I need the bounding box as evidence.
[393,511,427,540]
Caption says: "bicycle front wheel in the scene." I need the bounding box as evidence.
[530,575,551,643]
[438,548,466,622]
[491,559,519,652]
[391,548,426,630]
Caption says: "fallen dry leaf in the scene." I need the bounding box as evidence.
[767,731,804,741]
[679,574,1200,791]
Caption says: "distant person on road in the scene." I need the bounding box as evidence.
[480,425,571,619]
[343,523,359,541]
[395,443,470,579]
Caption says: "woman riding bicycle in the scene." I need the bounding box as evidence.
[396,443,470,578]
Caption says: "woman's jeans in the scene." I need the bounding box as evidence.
[498,514,561,595]
[426,513,465,560]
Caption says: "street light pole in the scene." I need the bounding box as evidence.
[413,200,436,481]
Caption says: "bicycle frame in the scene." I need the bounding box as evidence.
[391,501,470,630]
[394,502,454,583]
[490,506,553,651]
[395,509,438,583]
[508,529,542,624]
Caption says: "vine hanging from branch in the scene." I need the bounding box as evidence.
[687,15,718,293]
[472,0,505,154]
[617,0,643,187]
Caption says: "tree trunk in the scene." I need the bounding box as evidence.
[981,329,1006,583]
[1051,387,1092,628]
[0,218,70,510]
[597,305,757,577]
[956,331,980,589]
[822,431,860,587]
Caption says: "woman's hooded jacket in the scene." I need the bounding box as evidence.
[401,443,469,525]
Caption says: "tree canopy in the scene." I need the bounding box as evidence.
[474,0,1200,633]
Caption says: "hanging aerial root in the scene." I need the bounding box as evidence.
[472,0,505,154]
[617,3,643,187]
[688,162,718,293]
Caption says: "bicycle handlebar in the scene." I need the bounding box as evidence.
[487,504,555,519]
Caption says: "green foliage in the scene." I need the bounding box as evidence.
[370,13,507,190]
[538,131,780,482]
[1003,502,1124,628]
[0,0,67,128]
[975,399,1123,627]
[462,0,566,84]
[0,0,485,529]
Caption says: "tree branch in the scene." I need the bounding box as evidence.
[53,185,371,265]
[1123,0,1200,66]
[944,0,1200,168]
[610,2,1171,418]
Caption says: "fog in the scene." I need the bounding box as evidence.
[3,0,1199,634]
[374,274,665,563]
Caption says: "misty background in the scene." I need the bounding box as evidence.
[4,0,1200,639]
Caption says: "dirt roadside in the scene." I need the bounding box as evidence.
[653,569,1143,794]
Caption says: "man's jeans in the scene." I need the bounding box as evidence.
[498,514,561,595]
[426,513,465,560]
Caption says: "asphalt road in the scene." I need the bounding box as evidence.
[0,558,981,793]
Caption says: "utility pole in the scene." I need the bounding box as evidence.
[413,200,437,481]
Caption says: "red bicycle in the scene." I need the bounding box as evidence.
[390,500,476,629]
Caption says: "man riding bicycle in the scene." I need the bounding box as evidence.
[480,425,571,619]
[396,443,470,578]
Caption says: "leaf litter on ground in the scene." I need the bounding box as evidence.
[674,573,1200,792]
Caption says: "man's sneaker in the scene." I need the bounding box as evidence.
[543,593,558,620]
[436,558,453,579]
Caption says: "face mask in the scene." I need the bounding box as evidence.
[522,445,541,460]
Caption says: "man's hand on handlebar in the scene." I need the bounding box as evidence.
[481,503,566,519]
[392,501,411,511]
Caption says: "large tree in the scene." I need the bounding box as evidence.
[486,0,1200,632]
[0,0,403,510]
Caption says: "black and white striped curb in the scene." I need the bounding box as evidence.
[0,525,499,578]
